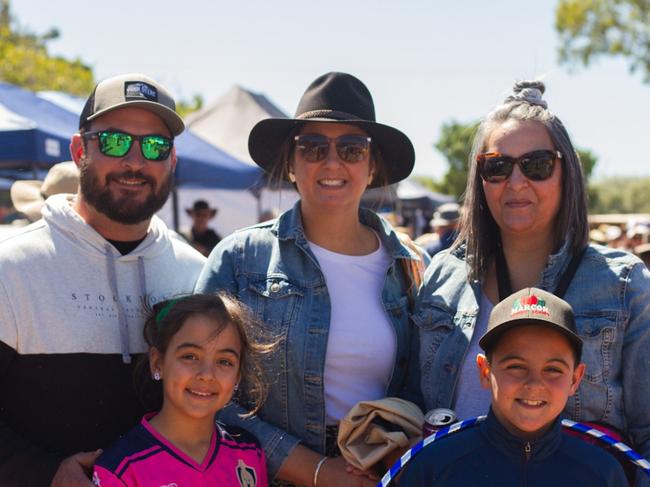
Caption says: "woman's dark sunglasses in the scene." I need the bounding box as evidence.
[293,134,371,163]
[477,149,562,183]
[82,130,173,162]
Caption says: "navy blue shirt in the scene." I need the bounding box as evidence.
[399,409,627,486]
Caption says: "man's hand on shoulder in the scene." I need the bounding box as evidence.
[50,449,102,487]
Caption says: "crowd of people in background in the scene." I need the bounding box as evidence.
[0,71,649,487]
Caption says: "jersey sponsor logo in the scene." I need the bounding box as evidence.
[236,459,258,487]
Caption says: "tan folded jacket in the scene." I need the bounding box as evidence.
[337,397,424,471]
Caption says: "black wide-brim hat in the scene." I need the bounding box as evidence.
[248,72,415,187]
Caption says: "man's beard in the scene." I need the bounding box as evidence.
[79,160,173,225]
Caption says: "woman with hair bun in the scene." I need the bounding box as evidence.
[415,80,650,482]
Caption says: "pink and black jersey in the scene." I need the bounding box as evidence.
[93,415,267,487]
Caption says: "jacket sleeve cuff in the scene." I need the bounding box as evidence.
[217,404,301,480]
[261,428,302,480]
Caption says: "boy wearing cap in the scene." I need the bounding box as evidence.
[399,288,626,486]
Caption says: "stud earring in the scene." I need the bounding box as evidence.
[153,371,161,381]
[234,383,239,392]
[288,172,296,183]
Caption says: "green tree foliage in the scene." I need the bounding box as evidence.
[0,0,94,95]
[176,94,204,119]
[432,120,479,199]
[577,148,597,178]
[555,0,650,82]
[432,119,597,200]
[589,177,650,213]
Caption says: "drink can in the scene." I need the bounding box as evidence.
[423,408,457,438]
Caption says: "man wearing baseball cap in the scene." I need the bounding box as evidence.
[400,288,626,486]
[0,74,205,486]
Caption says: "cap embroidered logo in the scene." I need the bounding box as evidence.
[511,294,550,318]
[124,81,158,101]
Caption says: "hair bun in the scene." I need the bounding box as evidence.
[505,80,547,109]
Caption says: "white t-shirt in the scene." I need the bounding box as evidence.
[309,237,396,424]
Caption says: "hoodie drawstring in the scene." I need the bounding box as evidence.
[105,246,147,364]
[137,256,147,300]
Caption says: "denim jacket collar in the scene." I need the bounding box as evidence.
[537,239,574,292]
[271,201,420,262]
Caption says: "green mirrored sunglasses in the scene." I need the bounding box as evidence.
[82,130,173,161]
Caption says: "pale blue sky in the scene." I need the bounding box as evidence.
[12,0,649,180]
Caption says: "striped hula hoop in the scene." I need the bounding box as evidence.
[377,416,650,487]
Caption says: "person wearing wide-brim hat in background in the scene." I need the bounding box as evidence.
[415,202,461,258]
[10,161,80,222]
[195,72,428,487]
[181,199,221,257]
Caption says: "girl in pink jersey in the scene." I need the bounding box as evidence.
[93,293,270,487]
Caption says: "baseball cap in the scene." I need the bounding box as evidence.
[479,287,582,360]
[79,73,184,136]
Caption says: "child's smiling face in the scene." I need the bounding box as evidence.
[151,314,242,426]
[478,324,585,440]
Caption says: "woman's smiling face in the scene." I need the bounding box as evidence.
[290,122,374,214]
[481,120,562,241]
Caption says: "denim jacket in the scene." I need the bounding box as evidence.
[414,242,650,475]
[195,202,426,478]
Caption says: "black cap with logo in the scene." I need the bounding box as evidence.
[79,73,184,136]
[479,287,583,360]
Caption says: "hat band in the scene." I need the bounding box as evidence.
[296,109,367,121]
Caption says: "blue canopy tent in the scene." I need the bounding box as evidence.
[0,83,77,169]
[0,178,14,190]
[0,168,48,181]
[0,83,264,227]
[169,133,264,227]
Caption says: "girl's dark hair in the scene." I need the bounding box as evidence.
[136,292,273,417]
[455,80,589,280]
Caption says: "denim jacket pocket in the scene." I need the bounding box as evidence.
[245,275,305,332]
[386,295,411,332]
[414,304,456,372]
[569,312,620,421]
[245,275,305,428]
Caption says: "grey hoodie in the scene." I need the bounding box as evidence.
[0,193,205,486]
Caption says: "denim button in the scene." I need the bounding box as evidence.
[270,282,280,293]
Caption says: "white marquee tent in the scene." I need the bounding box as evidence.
[176,85,298,235]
